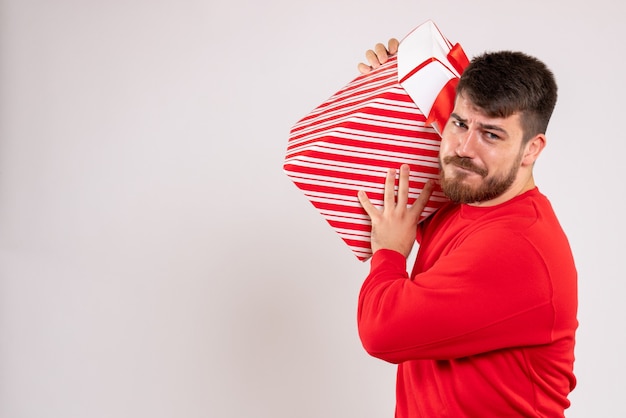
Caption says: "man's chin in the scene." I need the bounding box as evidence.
[441,180,483,204]
[444,176,481,190]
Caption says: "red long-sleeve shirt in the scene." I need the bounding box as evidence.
[358,188,577,417]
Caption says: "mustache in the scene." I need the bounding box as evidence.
[442,156,488,177]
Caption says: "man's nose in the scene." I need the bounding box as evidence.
[456,129,478,158]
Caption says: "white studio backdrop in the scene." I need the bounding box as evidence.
[0,0,622,417]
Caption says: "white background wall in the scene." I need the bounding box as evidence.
[0,0,622,417]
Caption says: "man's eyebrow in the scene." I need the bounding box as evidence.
[478,123,508,134]
[450,112,508,134]
[450,112,465,122]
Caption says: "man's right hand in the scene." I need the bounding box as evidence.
[357,38,400,74]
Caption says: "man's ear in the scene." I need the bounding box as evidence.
[522,134,546,166]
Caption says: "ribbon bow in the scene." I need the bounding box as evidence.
[425,43,470,135]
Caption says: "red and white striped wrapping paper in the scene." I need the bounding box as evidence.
[284,21,468,261]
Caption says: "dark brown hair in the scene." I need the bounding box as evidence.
[456,51,558,142]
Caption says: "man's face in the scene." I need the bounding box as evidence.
[438,94,527,205]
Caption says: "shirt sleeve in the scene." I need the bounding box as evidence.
[357,229,556,363]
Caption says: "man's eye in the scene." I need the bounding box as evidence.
[485,131,500,140]
[453,120,467,129]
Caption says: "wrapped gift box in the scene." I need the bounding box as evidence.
[284,20,468,261]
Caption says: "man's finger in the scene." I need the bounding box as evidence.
[357,190,377,219]
[408,180,434,216]
[396,164,411,208]
[383,168,397,208]
[365,49,381,69]
[357,62,373,74]
[387,38,399,55]
[374,43,390,64]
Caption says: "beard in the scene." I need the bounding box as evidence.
[439,152,522,204]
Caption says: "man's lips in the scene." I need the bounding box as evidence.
[451,163,483,176]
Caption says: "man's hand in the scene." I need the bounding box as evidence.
[357,38,400,74]
[358,164,433,258]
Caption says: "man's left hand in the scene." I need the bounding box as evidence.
[358,164,433,258]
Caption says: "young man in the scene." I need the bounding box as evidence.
[356,41,578,417]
